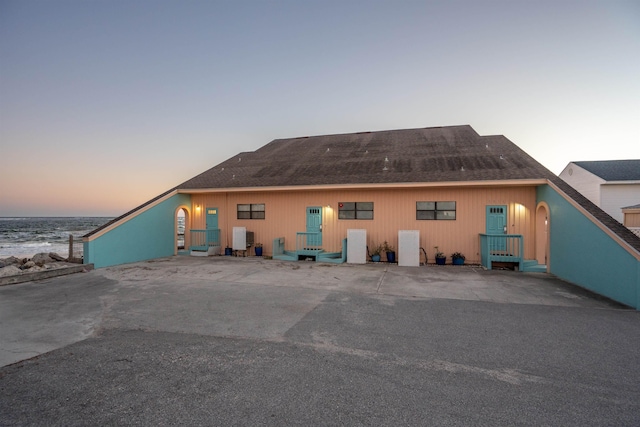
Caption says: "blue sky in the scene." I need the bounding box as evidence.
[1,0,639,216]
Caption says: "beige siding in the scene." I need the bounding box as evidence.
[624,211,640,227]
[190,185,537,264]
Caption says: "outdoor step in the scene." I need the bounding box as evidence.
[522,259,547,272]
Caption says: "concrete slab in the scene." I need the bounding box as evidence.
[1,256,638,425]
[0,257,622,368]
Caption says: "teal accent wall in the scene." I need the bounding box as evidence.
[84,193,191,268]
[537,185,639,309]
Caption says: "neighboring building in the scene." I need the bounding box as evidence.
[84,125,640,309]
[559,160,640,224]
[622,203,640,238]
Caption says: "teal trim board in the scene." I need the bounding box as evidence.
[84,193,191,268]
[537,184,639,309]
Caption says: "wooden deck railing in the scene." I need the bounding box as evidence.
[479,234,524,270]
[296,232,322,253]
[190,229,221,252]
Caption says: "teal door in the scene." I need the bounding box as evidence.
[306,206,322,247]
[486,205,507,251]
[206,208,218,229]
[206,207,219,246]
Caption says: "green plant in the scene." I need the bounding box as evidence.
[434,246,445,259]
[383,241,395,252]
[370,244,383,256]
[451,252,465,261]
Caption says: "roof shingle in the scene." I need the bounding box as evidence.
[177,125,554,189]
[573,160,640,181]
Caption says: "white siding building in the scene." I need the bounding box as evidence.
[559,160,640,224]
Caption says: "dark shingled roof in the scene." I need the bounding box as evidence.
[177,125,553,189]
[573,160,640,181]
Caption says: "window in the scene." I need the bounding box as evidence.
[417,201,456,220]
[338,202,374,220]
[237,203,265,219]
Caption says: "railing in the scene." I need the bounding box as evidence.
[296,232,322,252]
[190,229,221,252]
[479,234,524,270]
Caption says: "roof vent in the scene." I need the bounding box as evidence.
[232,174,236,179]
[221,167,225,171]
[238,157,241,162]
[486,144,489,149]
[383,156,389,171]
[460,166,465,171]
[326,148,330,152]
[500,155,504,160]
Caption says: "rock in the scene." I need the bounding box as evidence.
[32,253,54,265]
[20,261,36,270]
[49,252,66,262]
[0,256,22,268]
[0,265,22,277]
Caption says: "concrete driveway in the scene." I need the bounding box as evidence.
[1,256,639,425]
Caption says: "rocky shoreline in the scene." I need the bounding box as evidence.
[0,252,83,278]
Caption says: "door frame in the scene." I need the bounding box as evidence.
[306,206,323,247]
[486,205,508,252]
[535,202,550,270]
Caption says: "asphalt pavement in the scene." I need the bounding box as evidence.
[1,256,639,425]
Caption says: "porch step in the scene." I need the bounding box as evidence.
[273,250,298,262]
[189,245,221,257]
[522,259,547,272]
[317,251,345,264]
[273,249,346,264]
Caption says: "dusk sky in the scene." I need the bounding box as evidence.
[1,0,639,217]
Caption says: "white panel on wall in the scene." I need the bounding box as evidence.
[232,227,246,250]
[398,230,420,267]
[347,229,367,264]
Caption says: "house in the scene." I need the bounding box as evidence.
[622,203,640,238]
[559,160,640,224]
[84,125,640,309]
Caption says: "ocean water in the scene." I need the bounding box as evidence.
[0,217,113,258]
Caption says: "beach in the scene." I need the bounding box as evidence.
[0,217,112,259]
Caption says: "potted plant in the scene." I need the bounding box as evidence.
[370,244,383,262]
[383,241,396,263]
[434,246,446,265]
[451,252,465,265]
[255,243,263,257]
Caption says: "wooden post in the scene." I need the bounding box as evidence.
[69,234,73,260]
